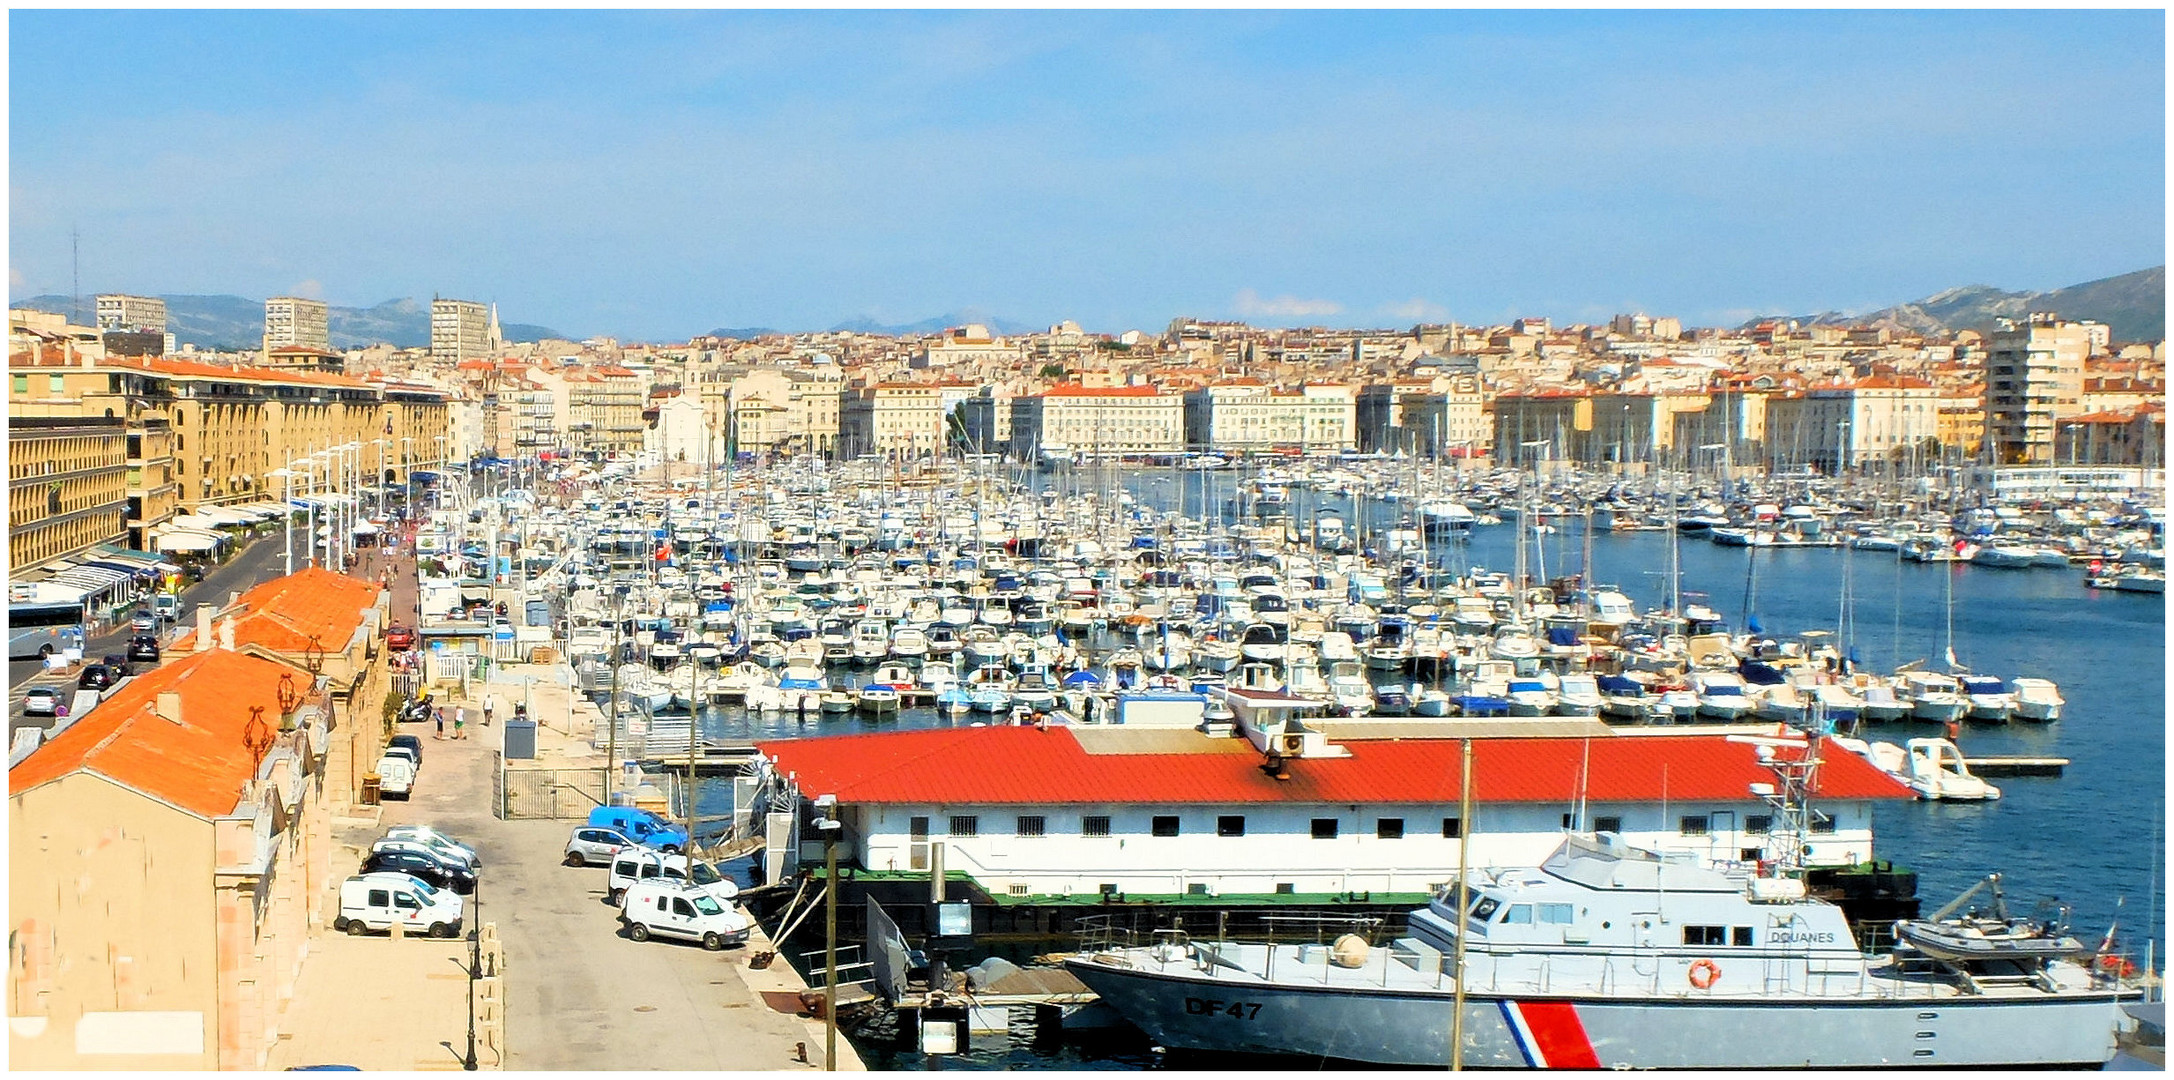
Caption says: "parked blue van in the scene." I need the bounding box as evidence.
[586,806,689,853]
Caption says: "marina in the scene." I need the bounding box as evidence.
[411,454,2162,1070]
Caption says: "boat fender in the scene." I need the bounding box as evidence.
[1688,958,1721,990]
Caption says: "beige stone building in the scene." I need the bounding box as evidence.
[9,347,453,522]
[1008,385,1185,459]
[1764,375,1941,472]
[9,646,335,1069]
[840,382,946,458]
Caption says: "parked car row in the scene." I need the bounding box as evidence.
[336,825,479,939]
[564,806,751,951]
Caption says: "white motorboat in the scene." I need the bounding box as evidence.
[1504,677,1557,717]
[1690,670,1755,721]
[1486,622,1540,661]
[1848,737,2001,801]
[1957,675,2015,723]
[1898,670,1967,724]
[1326,660,1373,716]
[2009,677,2064,722]
[1555,673,1602,717]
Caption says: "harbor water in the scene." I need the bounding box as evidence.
[670,469,2164,1069]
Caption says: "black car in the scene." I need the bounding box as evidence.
[76,664,116,691]
[101,654,137,679]
[360,850,475,894]
[127,635,161,664]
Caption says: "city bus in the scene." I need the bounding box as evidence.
[8,601,87,660]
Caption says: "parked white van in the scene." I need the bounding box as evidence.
[607,850,741,907]
[336,872,464,938]
[375,753,416,798]
[618,881,751,950]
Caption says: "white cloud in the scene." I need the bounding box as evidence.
[1381,297,1448,321]
[1233,288,1342,319]
[8,266,24,291]
[290,279,325,300]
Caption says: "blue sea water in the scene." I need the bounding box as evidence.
[687,469,2166,1068]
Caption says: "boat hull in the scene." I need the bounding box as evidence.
[1066,958,2124,1069]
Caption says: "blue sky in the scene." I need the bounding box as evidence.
[10,10,2165,341]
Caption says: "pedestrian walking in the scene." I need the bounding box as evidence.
[483,696,495,727]
[454,707,467,740]
[434,707,446,740]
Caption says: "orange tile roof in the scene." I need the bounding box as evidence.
[10,649,305,819]
[110,355,371,390]
[173,566,382,654]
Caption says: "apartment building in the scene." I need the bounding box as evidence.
[2056,404,2166,466]
[95,293,167,333]
[1008,385,1184,459]
[1764,375,1941,472]
[1356,375,1487,456]
[262,296,330,352]
[724,367,844,457]
[9,647,335,1069]
[569,365,647,454]
[1985,315,2091,465]
[840,382,946,458]
[430,298,494,363]
[7,416,130,573]
[1936,385,1986,457]
[1182,383,1357,451]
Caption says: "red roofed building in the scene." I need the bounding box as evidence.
[9,648,337,1068]
[756,727,1907,901]
[169,567,390,808]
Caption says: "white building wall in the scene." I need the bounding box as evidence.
[840,798,1875,897]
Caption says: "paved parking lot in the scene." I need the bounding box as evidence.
[299,701,846,1070]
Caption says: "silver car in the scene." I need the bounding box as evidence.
[384,825,480,867]
[563,826,643,867]
[372,836,477,873]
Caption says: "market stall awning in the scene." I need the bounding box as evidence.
[152,528,227,553]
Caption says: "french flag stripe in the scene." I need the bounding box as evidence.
[1512,1000,1601,1069]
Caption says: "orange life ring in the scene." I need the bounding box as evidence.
[1688,958,1722,989]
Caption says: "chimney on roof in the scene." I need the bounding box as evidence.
[219,616,236,652]
[156,691,183,725]
[196,604,213,654]
[229,591,241,608]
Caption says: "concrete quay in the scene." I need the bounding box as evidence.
[392,665,862,1070]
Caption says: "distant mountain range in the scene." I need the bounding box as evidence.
[7,293,564,350]
[703,312,1044,339]
[1753,266,2164,344]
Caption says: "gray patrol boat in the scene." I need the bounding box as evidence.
[1067,735,2143,1068]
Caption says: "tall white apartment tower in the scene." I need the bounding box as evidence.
[431,298,492,362]
[263,296,331,352]
[95,294,167,333]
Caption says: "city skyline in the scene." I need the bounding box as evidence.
[11,10,2165,340]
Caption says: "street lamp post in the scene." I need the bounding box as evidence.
[271,467,297,575]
